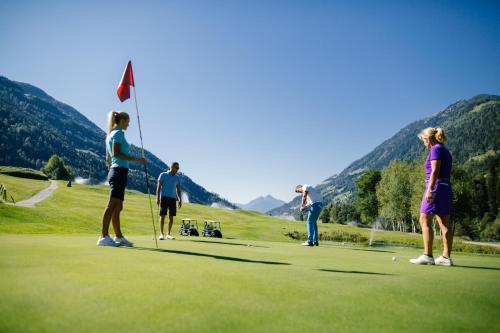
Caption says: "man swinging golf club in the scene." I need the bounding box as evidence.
[295,184,323,246]
[156,162,182,240]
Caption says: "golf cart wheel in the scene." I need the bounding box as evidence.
[212,229,222,238]
[189,228,199,236]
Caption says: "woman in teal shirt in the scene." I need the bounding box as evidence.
[98,111,146,247]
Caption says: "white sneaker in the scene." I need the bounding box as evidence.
[301,241,313,246]
[435,256,454,266]
[409,254,435,265]
[159,234,165,240]
[167,234,175,240]
[114,236,134,247]
[97,236,119,247]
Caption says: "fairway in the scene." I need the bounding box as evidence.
[1,235,499,333]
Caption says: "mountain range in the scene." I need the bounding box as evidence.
[237,195,285,213]
[0,75,235,208]
[2,75,498,214]
[270,94,500,217]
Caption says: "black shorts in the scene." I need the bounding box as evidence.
[108,167,128,201]
[160,197,177,216]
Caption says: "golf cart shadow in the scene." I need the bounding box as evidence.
[125,246,290,266]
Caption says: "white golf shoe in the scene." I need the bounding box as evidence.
[97,236,119,247]
[159,234,165,240]
[435,256,454,266]
[166,234,175,240]
[114,236,134,247]
[301,241,313,246]
[409,254,435,265]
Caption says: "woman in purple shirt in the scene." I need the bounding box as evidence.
[410,127,454,266]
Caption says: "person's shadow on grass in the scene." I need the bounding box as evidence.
[452,265,500,271]
[317,269,395,276]
[122,246,290,266]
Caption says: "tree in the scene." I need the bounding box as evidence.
[451,166,474,237]
[354,169,381,225]
[376,160,412,232]
[319,205,331,223]
[328,202,360,224]
[41,155,72,180]
[485,156,499,217]
[408,156,426,233]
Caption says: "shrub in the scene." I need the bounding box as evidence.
[285,230,368,244]
[41,155,72,180]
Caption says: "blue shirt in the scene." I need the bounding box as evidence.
[158,171,181,199]
[106,128,130,168]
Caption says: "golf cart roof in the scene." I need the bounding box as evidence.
[204,220,220,223]
[182,219,197,222]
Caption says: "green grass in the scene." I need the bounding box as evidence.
[1,175,499,332]
[0,176,498,254]
[0,235,499,333]
[0,174,51,202]
[0,179,296,240]
[0,166,48,180]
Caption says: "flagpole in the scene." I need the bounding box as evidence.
[132,85,159,249]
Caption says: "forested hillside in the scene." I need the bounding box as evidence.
[271,95,500,221]
[0,76,235,207]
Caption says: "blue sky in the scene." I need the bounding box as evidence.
[1,0,499,203]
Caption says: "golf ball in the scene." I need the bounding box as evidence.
[392,256,397,262]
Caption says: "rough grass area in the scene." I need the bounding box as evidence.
[0,180,295,240]
[286,229,500,255]
[0,176,498,254]
[0,166,48,180]
[0,174,50,202]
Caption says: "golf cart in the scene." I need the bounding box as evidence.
[179,219,199,236]
[202,220,222,238]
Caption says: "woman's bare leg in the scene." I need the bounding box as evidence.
[435,214,453,258]
[111,199,124,238]
[101,198,120,237]
[419,213,435,256]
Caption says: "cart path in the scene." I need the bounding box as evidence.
[463,241,500,248]
[12,180,58,208]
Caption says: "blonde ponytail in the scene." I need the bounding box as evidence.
[107,111,130,134]
[435,127,446,143]
[418,127,446,143]
[107,111,117,134]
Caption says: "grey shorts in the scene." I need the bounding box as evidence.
[160,197,177,216]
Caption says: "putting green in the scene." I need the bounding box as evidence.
[0,235,499,333]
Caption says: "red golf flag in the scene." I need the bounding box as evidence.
[117,60,135,102]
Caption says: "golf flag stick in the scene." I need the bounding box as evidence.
[117,60,158,248]
[132,85,159,249]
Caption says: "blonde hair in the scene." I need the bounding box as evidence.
[107,111,130,134]
[418,127,446,144]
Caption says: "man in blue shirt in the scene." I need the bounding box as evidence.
[156,162,182,240]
